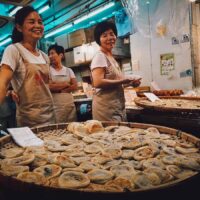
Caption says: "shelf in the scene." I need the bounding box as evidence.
[69,61,91,68]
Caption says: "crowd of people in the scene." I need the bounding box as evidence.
[0,6,141,132]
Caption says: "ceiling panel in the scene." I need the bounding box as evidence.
[0,16,9,28]
[0,0,34,6]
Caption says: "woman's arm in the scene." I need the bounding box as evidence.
[123,78,142,88]
[49,81,70,92]
[91,67,132,88]
[61,78,77,93]
[0,64,13,104]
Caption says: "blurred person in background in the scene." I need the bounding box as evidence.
[48,44,77,122]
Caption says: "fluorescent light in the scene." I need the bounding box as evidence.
[0,35,9,41]
[9,6,22,17]
[38,4,50,14]
[0,37,12,46]
[89,21,96,24]
[44,23,73,38]
[74,2,115,24]
[44,1,115,38]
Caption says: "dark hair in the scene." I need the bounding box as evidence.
[48,44,64,55]
[94,21,117,45]
[11,6,36,43]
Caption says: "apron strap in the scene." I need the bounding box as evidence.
[13,44,29,63]
[40,51,50,65]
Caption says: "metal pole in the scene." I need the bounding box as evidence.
[147,2,154,81]
[189,2,197,87]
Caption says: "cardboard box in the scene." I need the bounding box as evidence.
[64,51,75,67]
[85,26,95,43]
[73,46,85,64]
[68,29,87,48]
[85,42,100,61]
[55,34,69,50]
[67,27,95,48]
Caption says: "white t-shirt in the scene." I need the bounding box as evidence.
[50,66,75,83]
[1,43,47,70]
[90,51,109,71]
[0,43,48,92]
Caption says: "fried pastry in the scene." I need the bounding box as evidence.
[102,147,122,159]
[121,150,134,159]
[34,164,62,179]
[85,120,104,134]
[79,161,99,172]
[142,158,166,169]
[91,154,112,165]
[110,164,135,177]
[53,155,76,168]
[84,143,102,154]
[175,146,199,154]
[61,134,79,145]
[175,156,200,171]
[145,127,161,139]
[58,171,90,189]
[103,183,124,192]
[17,172,48,185]
[132,172,154,189]
[144,167,172,183]
[0,148,24,158]
[70,156,91,165]
[31,154,48,168]
[102,159,122,170]
[133,146,159,161]
[24,146,47,156]
[166,165,197,179]
[0,165,29,176]
[2,154,35,166]
[87,169,114,184]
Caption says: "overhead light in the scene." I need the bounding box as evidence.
[38,4,50,14]
[0,37,12,46]
[44,23,73,38]
[102,17,108,20]
[74,2,115,24]
[0,35,9,41]
[45,1,115,38]
[89,21,96,24]
[9,6,22,17]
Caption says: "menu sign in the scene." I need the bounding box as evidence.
[160,53,175,75]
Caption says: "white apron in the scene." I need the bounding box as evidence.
[51,72,77,123]
[92,54,127,122]
[14,45,55,127]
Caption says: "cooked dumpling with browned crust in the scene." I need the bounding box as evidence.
[58,171,90,189]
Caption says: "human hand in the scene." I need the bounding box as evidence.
[121,78,133,84]
[61,88,70,93]
[130,78,142,87]
[10,91,20,104]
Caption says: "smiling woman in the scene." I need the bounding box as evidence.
[0,6,56,128]
[90,21,141,122]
